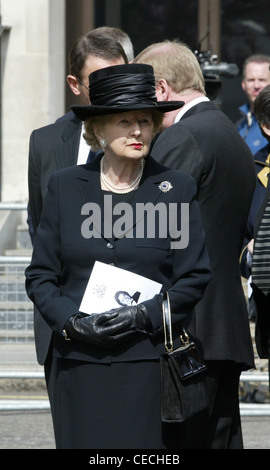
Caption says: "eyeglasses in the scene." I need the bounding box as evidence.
[76,77,90,91]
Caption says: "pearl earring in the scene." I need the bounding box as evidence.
[100,138,106,148]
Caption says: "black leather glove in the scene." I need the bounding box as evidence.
[63,311,135,347]
[103,303,153,334]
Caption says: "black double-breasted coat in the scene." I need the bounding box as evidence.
[25,154,211,448]
[26,154,211,364]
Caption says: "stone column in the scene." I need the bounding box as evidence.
[0,0,65,202]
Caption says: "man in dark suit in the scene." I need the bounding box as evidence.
[27,29,129,422]
[134,40,257,448]
[28,29,129,237]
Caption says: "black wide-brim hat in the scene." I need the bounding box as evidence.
[71,63,184,120]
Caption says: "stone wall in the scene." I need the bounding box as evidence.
[0,0,65,202]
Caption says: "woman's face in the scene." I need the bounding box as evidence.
[95,110,154,161]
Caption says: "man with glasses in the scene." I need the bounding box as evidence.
[28,28,129,238]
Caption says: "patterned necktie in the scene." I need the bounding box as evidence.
[252,195,270,295]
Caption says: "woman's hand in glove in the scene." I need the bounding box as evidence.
[104,303,153,334]
[63,311,135,347]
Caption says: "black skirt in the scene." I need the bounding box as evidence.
[52,357,184,449]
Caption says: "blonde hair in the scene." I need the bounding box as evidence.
[134,39,205,95]
[84,110,163,150]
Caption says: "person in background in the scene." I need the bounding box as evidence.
[25,63,211,449]
[28,28,130,236]
[240,86,270,382]
[27,27,131,430]
[240,84,270,284]
[251,179,270,384]
[239,85,270,402]
[64,26,134,117]
[95,26,134,62]
[134,39,256,449]
[235,54,270,155]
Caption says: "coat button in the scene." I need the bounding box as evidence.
[107,242,113,249]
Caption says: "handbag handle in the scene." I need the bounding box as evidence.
[162,292,190,353]
[162,292,173,352]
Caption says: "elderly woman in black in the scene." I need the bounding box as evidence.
[25,63,211,449]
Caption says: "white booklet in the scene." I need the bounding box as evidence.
[79,261,162,315]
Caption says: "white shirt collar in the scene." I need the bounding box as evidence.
[77,122,91,165]
[174,96,210,123]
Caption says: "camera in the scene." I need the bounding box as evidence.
[194,50,239,105]
[194,50,239,78]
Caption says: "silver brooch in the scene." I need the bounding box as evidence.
[158,181,173,192]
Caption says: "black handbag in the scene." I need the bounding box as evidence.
[160,292,209,423]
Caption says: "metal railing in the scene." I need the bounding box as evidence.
[0,202,27,210]
[0,257,36,369]
[0,202,36,371]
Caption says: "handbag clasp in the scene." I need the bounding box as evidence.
[179,328,190,346]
